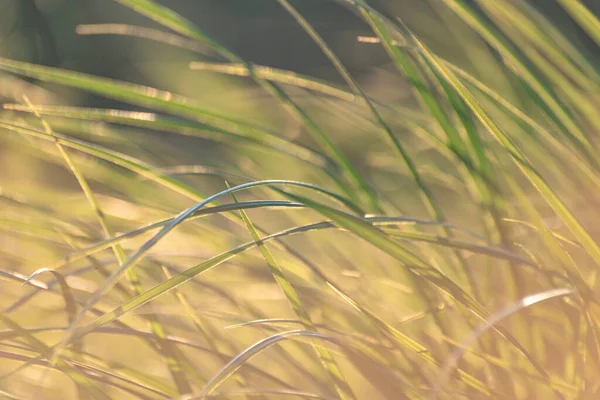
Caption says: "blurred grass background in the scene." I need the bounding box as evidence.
[1,0,600,399]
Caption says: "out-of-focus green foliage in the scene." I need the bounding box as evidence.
[1,0,600,399]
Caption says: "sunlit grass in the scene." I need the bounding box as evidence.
[1,0,600,399]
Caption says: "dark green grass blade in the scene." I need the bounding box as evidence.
[556,0,600,49]
[112,0,379,212]
[440,0,597,168]
[47,206,530,276]
[278,0,477,296]
[447,64,600,190]
[285,192,563,392]
[477,2,600,137]
[408,34,600,274]
[474,0,597,91]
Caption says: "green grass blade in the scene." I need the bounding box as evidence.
[278,0,478,294]
[48,180,360,366]
[557,0,600,48]
[0,57,269,130]
[441,0,597,167]
[231,190,356,400]
[408,33,600,274]
[283,192,488,314]
[286,191,561,390]
[113,0,379,212]
[4,103,329,169]
[11,213,492,396]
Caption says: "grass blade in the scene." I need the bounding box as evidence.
[231,190,356,400]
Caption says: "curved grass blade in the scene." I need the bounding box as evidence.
[50,209,529,277]
[431,288,577,399]
[231,190,356,400]
[195,330,333,399]
[22,268,76,324]
[44,218,490,396]
[47,201,302,270]
[50,180,363,368]
[0,325,298,392]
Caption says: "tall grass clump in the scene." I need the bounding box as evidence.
[1,0,600,398]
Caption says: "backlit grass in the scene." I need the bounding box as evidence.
[1,0,600,398]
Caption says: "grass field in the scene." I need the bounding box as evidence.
[1,0,600,398]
